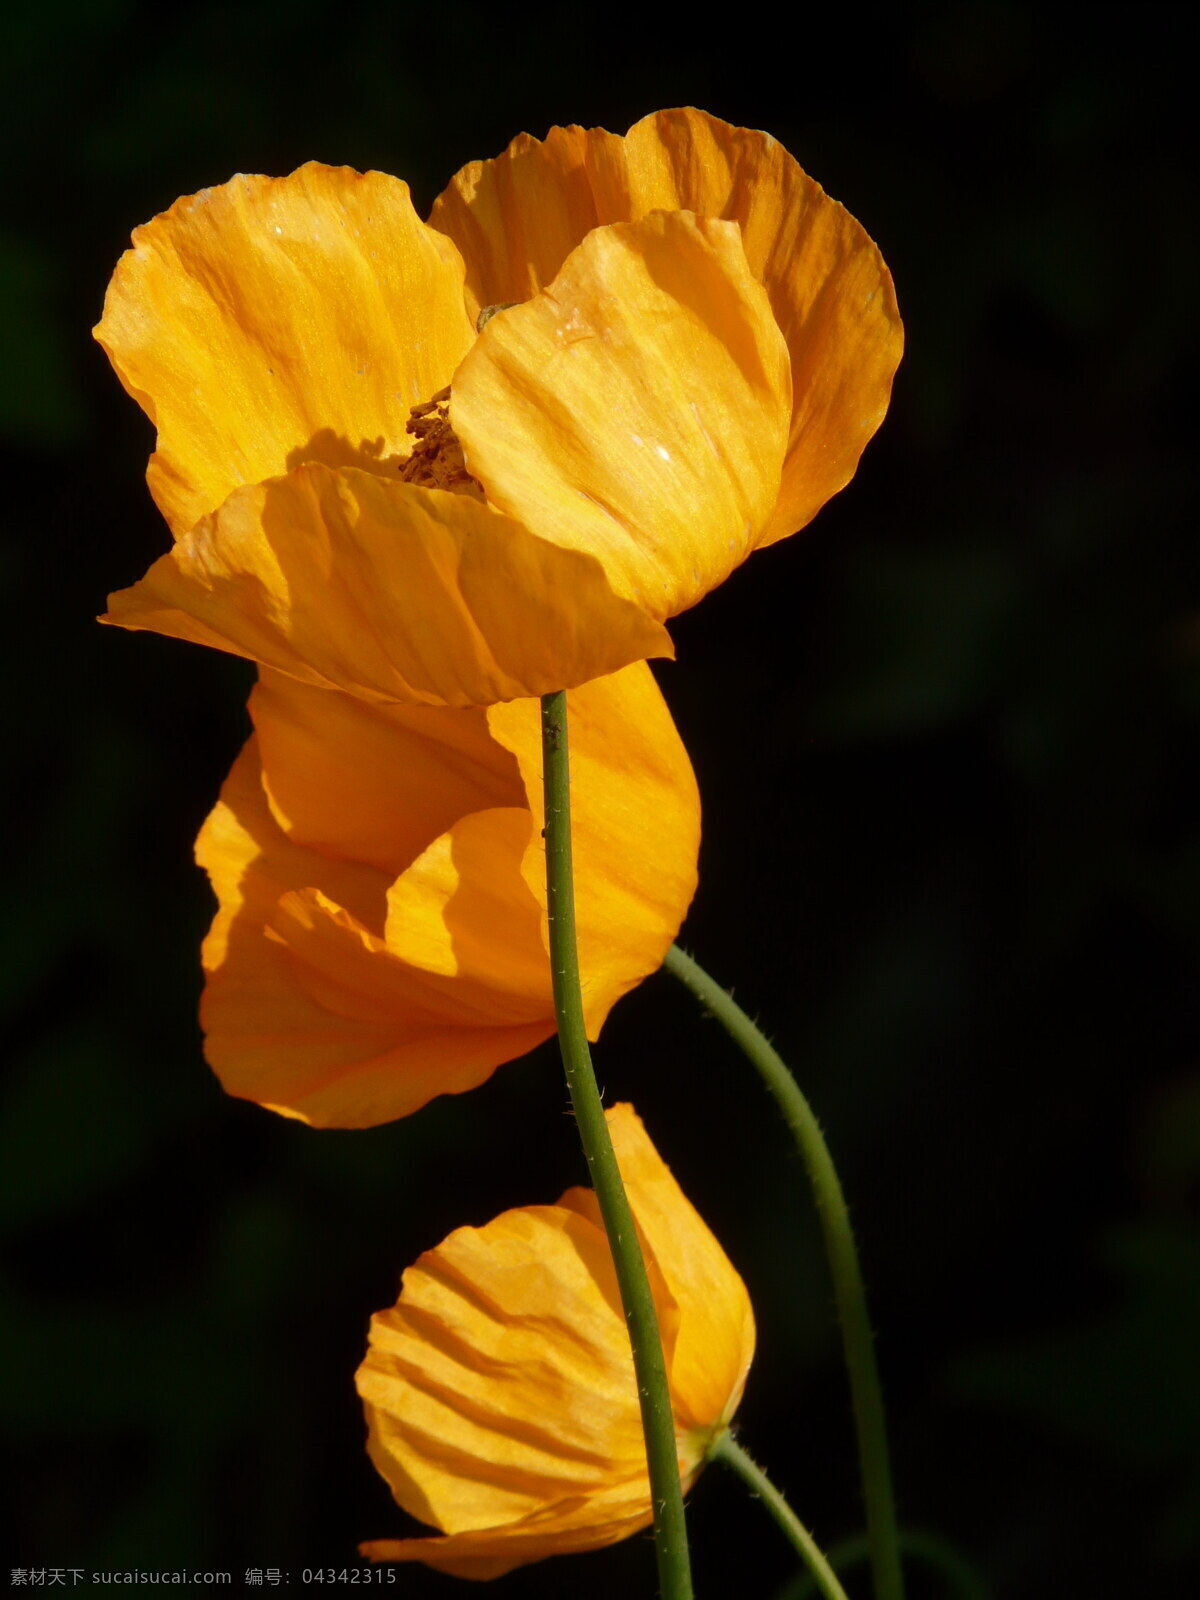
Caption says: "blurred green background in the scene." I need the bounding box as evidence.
[2,3,1197,1595]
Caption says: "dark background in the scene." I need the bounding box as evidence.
[3,4,1198,1595]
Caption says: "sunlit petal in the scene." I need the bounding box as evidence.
[434,107,901,549]
[452,211,790,618]
[358,1206,658,1532]
[359,1105,750,1575]
[96,163,475,537]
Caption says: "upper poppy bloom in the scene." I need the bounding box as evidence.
[197,660,698,1127]
[98,108,901,709]
[357,1103,755,1577]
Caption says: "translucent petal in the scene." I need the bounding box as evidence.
[105,466,673,706]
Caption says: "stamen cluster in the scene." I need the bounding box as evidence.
[398,386,483,498]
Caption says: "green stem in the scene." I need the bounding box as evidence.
[541,693,693,1600]
[712,1431,852,1600]
[779,1531,989,1600]
[663,944,903,1600]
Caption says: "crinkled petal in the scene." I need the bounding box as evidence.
[452,211,790,618]
[433,107,902,548]
[486,663,700,1034]
[104,465,673,706]
[96,163,475,537]
[621,107,905,546]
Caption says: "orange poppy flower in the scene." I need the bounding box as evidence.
[357,1103,755,1577]
[99,108,901,708]
[196,661,698,1128]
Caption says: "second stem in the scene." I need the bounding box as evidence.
[541,691,693,1600]
[663,943,903,1600]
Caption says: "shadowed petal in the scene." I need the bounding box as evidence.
[203,879,554,1129]
[250,668,524,880]
[383,808,548,1008]
[196,740,552,1128]
[196,663,699,1129]
[429,123,629,324]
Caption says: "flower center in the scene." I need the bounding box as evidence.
[398,387,483,498]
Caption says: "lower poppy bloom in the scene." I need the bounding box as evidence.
[197,662,698,1128]
[357,1103,755,1577]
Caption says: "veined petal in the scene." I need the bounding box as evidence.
[96,163,475,537]
[487,663,700,1034]
[250,668,524,880]
[452,211,791,618]
[433,107,902,549]
[359,1105,749,1576]
[357,1205,664,1536]
[104,465,673,707]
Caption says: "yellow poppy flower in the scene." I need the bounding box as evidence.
[196,661,698,1128]
[357,1103,755,1577]
[98,108,901,708]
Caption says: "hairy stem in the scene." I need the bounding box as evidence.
[664,944,903,1600]
[713,1431,852,1600]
